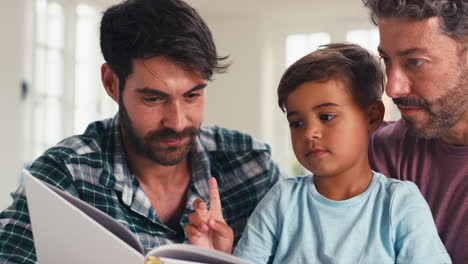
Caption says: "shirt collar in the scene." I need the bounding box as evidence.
[105,115,136,206]
[185,134,214,209]
[106,118,218,217]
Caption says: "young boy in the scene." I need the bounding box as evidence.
[184,43,451,263]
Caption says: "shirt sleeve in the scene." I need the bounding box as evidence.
[0,184,35,264]
[392,181,452,264]
[0,152,76,264]
[233,181,283,264]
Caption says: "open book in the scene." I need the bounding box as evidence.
[23,169,251,264]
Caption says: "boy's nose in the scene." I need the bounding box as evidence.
[303,124,321,141]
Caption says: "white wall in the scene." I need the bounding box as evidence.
[203,17,265,138]
[0,0,25,210]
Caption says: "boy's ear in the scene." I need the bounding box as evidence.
[101,63,120,103]
[367,100,385,132]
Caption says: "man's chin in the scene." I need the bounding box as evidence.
[147,139,195,166]
[147,149,189,166]
[403,117,449,139]
[154,156,187,166]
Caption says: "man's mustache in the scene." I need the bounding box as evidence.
[146,127,198,141]
[393,97,428,108]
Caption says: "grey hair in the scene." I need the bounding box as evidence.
[362,0,468,40]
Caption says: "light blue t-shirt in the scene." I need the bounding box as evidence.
[233,172,451,264]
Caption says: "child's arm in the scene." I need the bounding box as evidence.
[184,177,234,254]
[392,182,452,264]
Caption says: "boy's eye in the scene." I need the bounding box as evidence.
[319,114,336,121]
[289,120,303,128]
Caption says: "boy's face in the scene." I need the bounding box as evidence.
[285,79,372,177]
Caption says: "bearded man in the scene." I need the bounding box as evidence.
[363,0,468,263]
[0,1,284,263]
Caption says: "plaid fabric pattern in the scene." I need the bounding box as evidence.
[0,117,285,264]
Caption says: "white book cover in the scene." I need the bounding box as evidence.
[23,169,251,264]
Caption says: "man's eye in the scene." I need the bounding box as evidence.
[407,58,425,67]
[380,56,391,65]
[144,97,161,102]
[319,114,336,121]
[289,120,303,128]
[186,93,201,99]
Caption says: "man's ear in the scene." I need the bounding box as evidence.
[101,63,120,103]
[367,100,385,133]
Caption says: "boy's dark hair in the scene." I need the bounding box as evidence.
[100,0,229,91]
[277,43,384,112]
[362,0,468,40]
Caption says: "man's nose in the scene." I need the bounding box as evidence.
[385,66,411,99]
[162,101,187,132]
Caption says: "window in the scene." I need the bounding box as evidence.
[285,32,331,67]
[32,0,65,158]
[346,29,379,54]
[74,4,116,135]
[27,0,115,162]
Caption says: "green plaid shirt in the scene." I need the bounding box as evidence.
[0,117,285,264]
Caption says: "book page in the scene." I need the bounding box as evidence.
[147,244,252,264]
[23,169,145,264]
[47,182,144,253]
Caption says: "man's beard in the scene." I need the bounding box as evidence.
[393,60,468,139]
[119,100,199,166]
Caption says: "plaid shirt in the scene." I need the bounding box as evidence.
[0,117,285,264]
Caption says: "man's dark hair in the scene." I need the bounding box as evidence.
[100,0,229,91]
[362,0,468,40]
[277,43,384,112]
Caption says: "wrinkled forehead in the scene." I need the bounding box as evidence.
[377,17,460,56]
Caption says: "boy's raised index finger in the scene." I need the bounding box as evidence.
[208,177,222,216]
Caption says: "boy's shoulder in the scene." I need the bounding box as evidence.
[278,174,311,185]
[269,175,313,195]
[373,172,426,212]
[374,172,419,192]
[374,172,419,195]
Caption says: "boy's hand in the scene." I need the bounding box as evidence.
[185,177,234,254]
